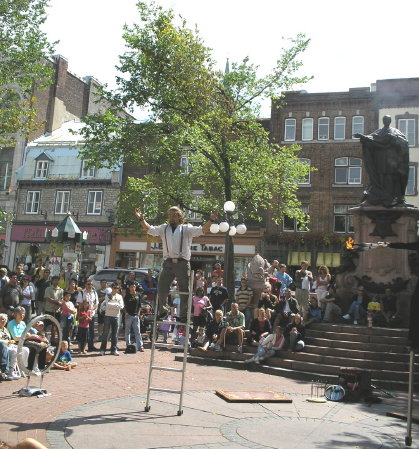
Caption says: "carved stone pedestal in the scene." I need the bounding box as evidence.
[336,206,419,323]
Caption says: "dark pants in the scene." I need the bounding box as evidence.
[100,316,119,353]
[88,314,96,349]
[27,348,46,370]
[158,259,190,318]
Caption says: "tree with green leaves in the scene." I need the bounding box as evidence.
[79,1,311,296]
[0,0,55,146]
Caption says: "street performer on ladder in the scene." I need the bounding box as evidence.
[134,206,218,324]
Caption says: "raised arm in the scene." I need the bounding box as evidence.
[134,208,152,232]
[202,210,219,234]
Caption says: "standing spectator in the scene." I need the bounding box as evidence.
[99,283,124,356]
[64,263,78,289]
[60,291,77,345]
[314,265,331,304]
[0,268,9,289]
[20,276,35,323]
[193,270,207,294]
[211,263,224,284]
[276,264,293,298]
[124,271,139,294]
[97,280,111,341]
[57,269,66,290]
[134,206,217,323]
[0,274,23,316]
[77,300,91,354]
[141,269,157,303]
[235,278,253,328]
[35,269,51,315]
[76,280,99,351]
[44,276,63,343]
[294,260,313,315]
[209,277,229,312]
[123,284,144,352]
[14,265,25,283]
[32,259,45,284]
[267,260,279,277]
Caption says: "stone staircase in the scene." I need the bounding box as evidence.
[184,323,419,391]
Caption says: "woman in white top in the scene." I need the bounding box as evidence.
[314,265,331,304]
[99,283,124,356]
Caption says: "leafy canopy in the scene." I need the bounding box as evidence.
[79,1,312,229]
[0,0,55,146]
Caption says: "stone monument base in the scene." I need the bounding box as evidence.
[336,205,419,325]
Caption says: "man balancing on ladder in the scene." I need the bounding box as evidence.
[134,206,218,323]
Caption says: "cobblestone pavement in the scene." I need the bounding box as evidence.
[0,345,418,448]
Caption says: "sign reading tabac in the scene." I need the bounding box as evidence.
[150,242,224,254]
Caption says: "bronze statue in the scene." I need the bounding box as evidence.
[355,115,409,207]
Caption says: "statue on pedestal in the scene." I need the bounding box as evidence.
[355,115,409,207]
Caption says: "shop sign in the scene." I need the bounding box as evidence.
[150,242,224,254]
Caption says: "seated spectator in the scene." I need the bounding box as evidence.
[0,313,20,380]
[304,294,322,327]
[257,283,278,321]
[247,308,272,346]
[284,313,305,352]
[367,297,383,326]
[6,306,27,343]
[192,326,209,349]
[320,286,342,323]
[221,302,245,353]
[378,288,402,327]
[235,278,253,328]
[205,309,226,352]
[191,287,212,341]
[245,326,285,364]
[343,286,369,325]
[273,288,299,327]
[24,320,48,373]
[53,341,77,370]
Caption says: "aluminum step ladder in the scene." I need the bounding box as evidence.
[144,270,194,416]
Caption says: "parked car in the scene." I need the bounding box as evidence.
[88,268,148,290]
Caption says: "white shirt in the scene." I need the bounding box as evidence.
[148,223,203,261]
[77,289,99,316]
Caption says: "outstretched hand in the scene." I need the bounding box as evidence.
[134,208,143,220]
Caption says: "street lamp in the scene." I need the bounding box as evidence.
[210,201,247,305]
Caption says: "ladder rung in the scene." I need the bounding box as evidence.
[151,365,183,372]
[158,320,177,325]
[168,291,190,295]
[150,387,181,394]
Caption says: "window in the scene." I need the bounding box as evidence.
[187,191,203,221]
[25,191,40,214]
[298,158,311,185]
[35,160,49,178]
[87,191,103,215]
[302,118,313,141]
[318,117,329,140]
[335,157,362,184]
[333,205,355,233]
[283,205,309,232]
[55,191,70,214]
[0,161,12,191]
[180,153,190,174]
[81,160,96,178]
[406,164,416,196]
[284,118,296,141]
[352,116,364,138]
[334,117,346,140]
[398,118,415,146]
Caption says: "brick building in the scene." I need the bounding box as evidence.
[11,121,120,274]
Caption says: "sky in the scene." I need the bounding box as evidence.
[43,0,419,118]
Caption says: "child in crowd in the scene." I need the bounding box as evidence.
[159,314,174,343]
[77,300,91,354]
[193,326,209,349]
[60,291,77,345]
[53,341,77,370]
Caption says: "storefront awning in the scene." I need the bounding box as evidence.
[316,252,341,268]
[288,251,312,266]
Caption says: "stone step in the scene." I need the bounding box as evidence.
[310,322,409,338]
[306,329,409,346]
[183,353,418,392]
[304,345,419,363]
[305,337,408,354]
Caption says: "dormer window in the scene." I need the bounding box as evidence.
[35,160,49,178]
[82,159,96,178]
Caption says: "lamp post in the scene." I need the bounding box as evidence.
[210,201,247,305]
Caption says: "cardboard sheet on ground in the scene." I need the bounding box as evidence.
[216,390,292,403]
